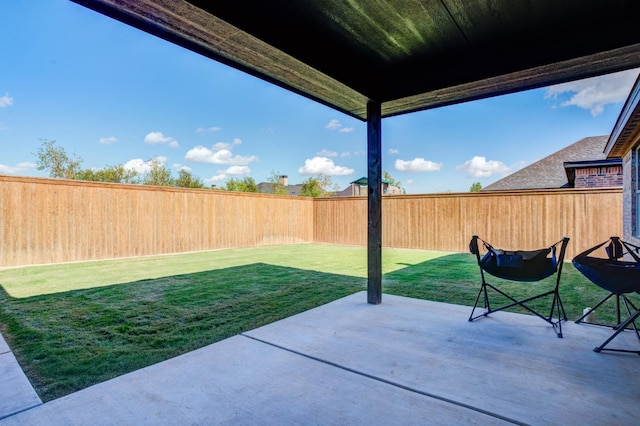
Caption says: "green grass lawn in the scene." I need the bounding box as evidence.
[0,243,632,401]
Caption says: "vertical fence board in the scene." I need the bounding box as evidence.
[0,176,622,267]
[314,189,622,259]
[0,177,314,267]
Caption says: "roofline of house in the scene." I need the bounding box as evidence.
[563,159,623,168]
[563,158,623,187]
[605,73,640,158]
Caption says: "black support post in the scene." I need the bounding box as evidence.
[367,101,382,304]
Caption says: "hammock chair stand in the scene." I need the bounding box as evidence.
[572,237,640,355]
[468,235,570,338]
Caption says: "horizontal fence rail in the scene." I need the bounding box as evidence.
[1,176,622,266]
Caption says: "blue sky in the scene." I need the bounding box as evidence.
[1,1,639,194]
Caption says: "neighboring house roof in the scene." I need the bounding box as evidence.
[330,177,405,197]
[257,182,303,196]
[563,159,623,187]
[331,186,357,197]
[350,177,392,186]
[483,136,610,191]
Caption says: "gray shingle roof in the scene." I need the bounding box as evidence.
[482,136,609,191]
[257,182,303,196]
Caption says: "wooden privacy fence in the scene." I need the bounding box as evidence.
[0,176,622,267]
[0,176,313,267]
[314,188,623,260]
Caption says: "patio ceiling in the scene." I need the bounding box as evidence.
[72,0,640,121]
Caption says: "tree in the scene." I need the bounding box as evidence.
[142,159,174,186]
[469,182,482,192]
[35,139,83,179]
[175,169,205,188]
[383,170,401,187]
[266,170,288,195]
[223,176,258,192]
[77,165,139,184]
[34,140,210,187]
[299,174,337,197]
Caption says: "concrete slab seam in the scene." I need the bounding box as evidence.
[240,333,526,426]
[0,401,43,421]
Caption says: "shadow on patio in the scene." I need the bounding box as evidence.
[2,291,639,425]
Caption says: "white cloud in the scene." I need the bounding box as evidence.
[325,119,354,133]
[0,93,13,108]
[317,149,338,157]
[395,158,442,172]
[339,151,365,158]
[202,164,249,185]
[456,156,511,178]
[212,142,230,151]
[123,159,149,174]
[144,131,179,148]
[325,119,342,130]
[123,156,167,174]
[204,174,227,185]
[184,144,257,165]
[298,156,354,176]
[388,148,399,154]
[222,165,251,175]
[0,162,36,174]
[172,163,191,172]
[185,146,215,162]
[211,139,241,151]
[196,126,221,133]
[545,68,639,116]
[99,136,117,144]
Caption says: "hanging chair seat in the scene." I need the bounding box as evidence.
[573,257,640,295]
[478,246,558,282]
[572,237,640,355]
[468,235,570,338]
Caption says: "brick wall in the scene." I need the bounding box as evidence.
[574,165,623,188]
[622,150,640,245]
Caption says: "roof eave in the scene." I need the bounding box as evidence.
[383,44,640,118]
[563,159,623,168]
[72,0,640,121]
[71,0,371,120]
[563,159,623,187]
[605,73,640,158]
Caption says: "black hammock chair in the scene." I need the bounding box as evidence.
[468,235,570,338]
[572,237,640,355]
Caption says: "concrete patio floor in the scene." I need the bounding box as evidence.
[1,291,639,425]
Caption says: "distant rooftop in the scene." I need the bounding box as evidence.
[257,182,303,196]
[483,136,611,191]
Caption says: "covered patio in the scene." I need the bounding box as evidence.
[3,1,639,424]
[2,292,640,424]
[70,0,640,303]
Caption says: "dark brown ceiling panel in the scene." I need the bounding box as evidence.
[72,0,640,120]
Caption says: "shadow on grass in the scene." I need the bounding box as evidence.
[383,253,479,305]
[0,254,631,402]
[0,263,365,402]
